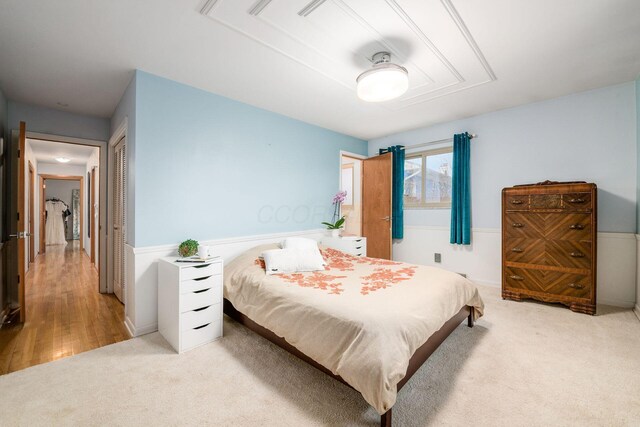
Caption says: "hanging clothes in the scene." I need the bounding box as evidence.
[45,200,68,245]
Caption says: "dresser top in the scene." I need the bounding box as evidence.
[503,181,596,194]
[160,257,222,268]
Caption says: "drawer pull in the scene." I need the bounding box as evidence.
[567,198,585,204]
[511,248,523,253]
[511,200,524,205]
[355,246,362,250]
[569,224,584,230]
[193,288,211,294]
[509,275,524,281]
[568,283,585,290]
[194,275,212,281]
[193,323,211,330]
[512,223,524,228]
[192,305,211,312]
[570,252,585,258]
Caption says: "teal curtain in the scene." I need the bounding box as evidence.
[379,146,404,239]
[450,132,471,245]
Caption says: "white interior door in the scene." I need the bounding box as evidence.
[112,137,125,303]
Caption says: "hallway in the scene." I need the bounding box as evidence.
[0,242,129,375]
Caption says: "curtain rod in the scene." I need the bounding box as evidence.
[400,133,477,151]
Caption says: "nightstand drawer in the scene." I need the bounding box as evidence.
[321,236,367,257]
[181,262,222,281]
[181,303,221,331]
[181,321,221,351]
[180,286,218,313]
[180,275,221,294]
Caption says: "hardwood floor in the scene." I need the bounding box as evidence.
[0,241,129,375]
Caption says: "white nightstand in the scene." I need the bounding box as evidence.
[158,257,223,353]
[320,236,367,257]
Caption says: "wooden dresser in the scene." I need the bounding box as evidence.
[502,181,597,315]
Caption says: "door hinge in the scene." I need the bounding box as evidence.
[17,212,19,221]
[17,149,20,158]
[17,274,20,284]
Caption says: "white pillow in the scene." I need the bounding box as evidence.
[281,237,318,251]
[262,248,325,275]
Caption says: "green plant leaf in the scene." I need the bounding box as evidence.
[335,217,345,228]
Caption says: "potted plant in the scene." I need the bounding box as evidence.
[322,191,348,237]
[322,217,346,237]
[178,239,199,258]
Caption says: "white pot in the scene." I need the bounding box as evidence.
[329,229,341,237]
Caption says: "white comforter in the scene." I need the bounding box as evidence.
[224,245,484,414]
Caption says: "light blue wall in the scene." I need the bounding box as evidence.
[110,72,137,245]
[369,82,638,233]
[133,71,367,247]
[8,102,110,141]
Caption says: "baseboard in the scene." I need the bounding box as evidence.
[124,316,157,337]
[124,316,135,337]
[0,306,9,328]
[473,281,635,308]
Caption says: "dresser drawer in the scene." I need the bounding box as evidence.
[545,240,592,269]
[181,303,221,331]
[505,194,529,210]
[181,262,222,281]
[563,193,592,211]
[505,238,544,264]
[505,267,591,299]
[504,213,545,239]
[181,321,221,352]
[530,194,562,210]
[180,274,221,294]
[545,213,591,241]
[180,286,219,313]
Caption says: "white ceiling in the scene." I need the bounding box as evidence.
[1,0,639,140]
[28,139,97,166]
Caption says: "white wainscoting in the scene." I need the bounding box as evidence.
[395,226,637,308]
[124,229,325,337]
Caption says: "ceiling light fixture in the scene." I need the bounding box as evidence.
[356,52,409,102]
[55,157,71,163]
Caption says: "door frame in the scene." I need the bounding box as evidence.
[339,151,367,236]
[17,123,26,322]
[39,174,84,253]
[26,131,107,293]
[28,161,35,264]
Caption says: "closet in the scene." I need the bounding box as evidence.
[112,137,126,303]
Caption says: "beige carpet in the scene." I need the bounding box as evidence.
[1,285,639,426]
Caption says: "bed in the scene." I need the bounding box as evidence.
[223,244,484,426]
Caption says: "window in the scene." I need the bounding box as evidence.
[404,147,453,208]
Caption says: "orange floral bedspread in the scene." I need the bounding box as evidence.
[225,244,484,414]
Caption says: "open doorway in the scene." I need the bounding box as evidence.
[0,134,129,375]
[340,152,364,236]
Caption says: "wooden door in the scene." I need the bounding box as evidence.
[362,152,392,259]
[28,161,35,263]
[90,167,96,265]
[112,137,125,303]
[6,122,28,321]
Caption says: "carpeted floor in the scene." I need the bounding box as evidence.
[1,285,639,426]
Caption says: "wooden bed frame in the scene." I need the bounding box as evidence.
[224,299,475,427]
